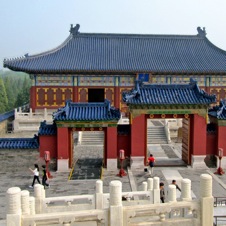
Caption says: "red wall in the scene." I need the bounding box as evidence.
[218,126,226,156]
[117,135,131,158]
[131,114,146,157]
[39,136,57,158]
[57,127,69,159]
[191,114,207,155]
[206,133,217,155]
[105,127,117,159]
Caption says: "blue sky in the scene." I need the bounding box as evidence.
[1,0,226,70]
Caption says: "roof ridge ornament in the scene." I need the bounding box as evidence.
[197,27,207,37]
[70,24,80,37]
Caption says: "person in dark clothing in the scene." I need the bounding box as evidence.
[172,180,181,192]
[42,165,49,189]
[29,164,41,188]
[160,182,165,203]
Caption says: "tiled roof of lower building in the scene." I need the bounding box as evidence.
[208,99,226,120]
[53,99,121,121]
[122,78,216,105]
[0,135,39,149]
[3,26,226,74]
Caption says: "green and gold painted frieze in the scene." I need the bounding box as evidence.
[55,121,118,128]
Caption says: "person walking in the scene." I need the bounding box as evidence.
[160,182,165,203]
[29,164,41,188]
[147,154,156,175]
[172,179,181,192]
[42,165,49,189]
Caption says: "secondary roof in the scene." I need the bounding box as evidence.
[3,25,226,74]
[123,78,216,105]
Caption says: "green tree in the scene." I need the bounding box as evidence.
[14,77,31,107]
[0,77,8,113]
[4,76,15,111]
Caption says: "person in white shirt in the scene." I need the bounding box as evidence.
[29,164,41,188]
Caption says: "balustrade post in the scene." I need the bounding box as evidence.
[44,108,47,120]
[168,185,177,202]
[181,179,192,201]
[200,174,213,226]
[142,181,147,191]
[95,180,104,209]
[109,180,123,226]
[153,177,160,204]
[6,187,21,226]
[21,190,30,215]
[29,108,33,118]
[34,184,45,214]
[29,196,35,215]
[147,178,154,203]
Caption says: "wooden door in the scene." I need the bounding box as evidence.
[182,118,190,164]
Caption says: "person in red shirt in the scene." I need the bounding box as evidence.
[147,154,155,175]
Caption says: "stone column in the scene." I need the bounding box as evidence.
[200,174,213,226]
[181,179,192,201]
[109,181,123,226]
[6,187,21,226]
[153,177,160,204]
[95,180,104,209]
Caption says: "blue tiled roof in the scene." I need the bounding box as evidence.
[3,26,226,74]
[53,99,121,121]
[123,78,216,105]
[208,99,226,120]
[0,135,39,149]
[38,120,57,135]
[0,110,14,122]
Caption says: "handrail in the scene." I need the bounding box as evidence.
[213,215,226,226]
[214,197,226,207]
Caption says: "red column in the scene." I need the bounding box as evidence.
[106,127,117,159]
[30,87,36,111]
[57,127,69,159]
[73,87,78,102]
[114,87,120,109]
[131,114,146,157]
[191,114,207,155]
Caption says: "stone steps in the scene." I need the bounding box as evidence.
[80,131,104,146]
[147,126,168,144]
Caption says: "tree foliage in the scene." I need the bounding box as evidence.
[0,70,31,113]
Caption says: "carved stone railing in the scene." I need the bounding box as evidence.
[6,174,213,226]
[13,108,54,132]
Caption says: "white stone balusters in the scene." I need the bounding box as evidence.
[109,180,123,226]
[95,180,104,209]
[181,178,192,201]
[200,174,213,226]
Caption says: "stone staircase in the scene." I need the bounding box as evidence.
[147,126,168,144]
[80,131,104,146]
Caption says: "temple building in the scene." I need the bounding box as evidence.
[3,25,226,171]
